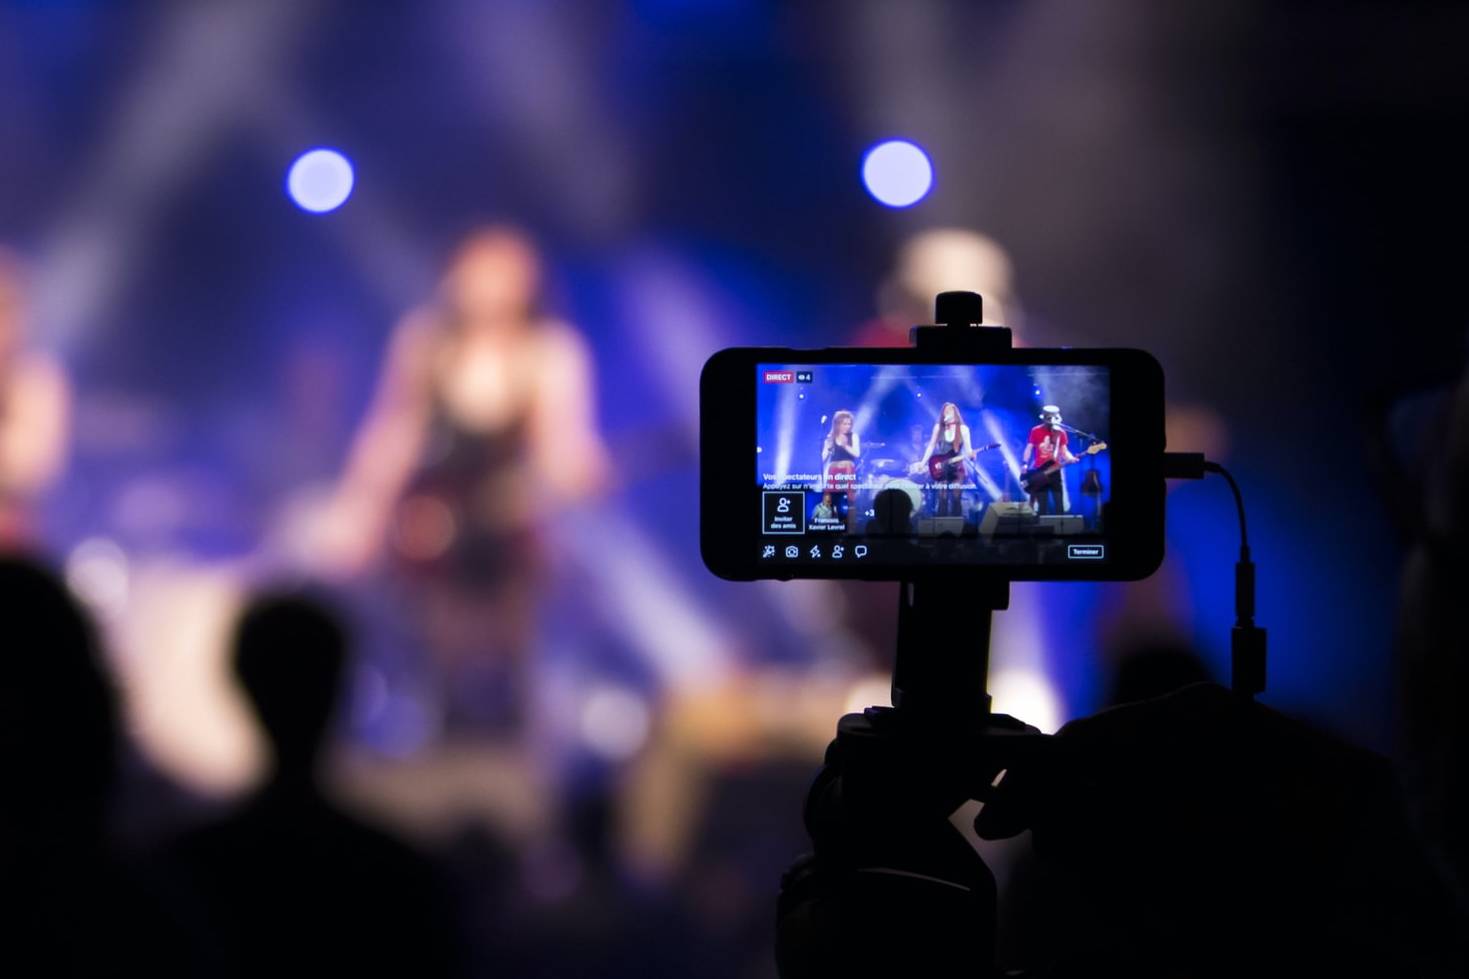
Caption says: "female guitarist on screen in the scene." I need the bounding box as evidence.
[911,402,975,517]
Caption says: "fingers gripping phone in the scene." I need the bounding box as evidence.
[700,347,1165,582]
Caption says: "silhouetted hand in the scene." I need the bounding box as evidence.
[976,682,1465,977]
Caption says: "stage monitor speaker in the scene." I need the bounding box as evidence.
[979,502,1037,537]
[1039,514,1085,535]
[917,516,967,537]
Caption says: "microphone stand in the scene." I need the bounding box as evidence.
[1058,422,1101,442]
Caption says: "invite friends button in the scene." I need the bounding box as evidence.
[763,492,806,534]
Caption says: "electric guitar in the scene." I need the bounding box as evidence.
[1021,441,1106,494]
[911,443,1001,483]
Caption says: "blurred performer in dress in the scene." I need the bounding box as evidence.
[324,227,608,732]
[0,249,69,553]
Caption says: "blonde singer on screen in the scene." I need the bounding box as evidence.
[815,410,860,531]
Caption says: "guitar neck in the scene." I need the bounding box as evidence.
[1046,443,1106,469]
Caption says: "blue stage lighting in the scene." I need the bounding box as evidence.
[287,148,354,213]
[861,139,933,208]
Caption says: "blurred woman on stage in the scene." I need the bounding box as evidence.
[322,227,608,734]
[0,249,69,553]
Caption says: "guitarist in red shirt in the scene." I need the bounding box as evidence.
[1022,404,1077,515]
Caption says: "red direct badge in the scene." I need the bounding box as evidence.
[763,370,794,383]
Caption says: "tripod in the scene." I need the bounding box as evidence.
[775,293,1049,977]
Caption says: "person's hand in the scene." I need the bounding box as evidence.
[290,486,385,579]
[975,683,1464,976]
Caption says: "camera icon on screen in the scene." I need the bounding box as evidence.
[784,545,799,558]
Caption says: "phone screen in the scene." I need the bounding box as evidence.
[754,362,1112,568]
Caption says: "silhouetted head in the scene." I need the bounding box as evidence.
[871,488,915,536]
[1104,639,1212,707]
[0,557,117,835]
[231,591,348,785]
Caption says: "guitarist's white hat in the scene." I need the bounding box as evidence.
[1040,404,1062,417]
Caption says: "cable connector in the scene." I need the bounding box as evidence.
[1200,460,1266,699]
[1232,623,1267,699]
[1229,546,1266,697]
[1162,452,1207,480]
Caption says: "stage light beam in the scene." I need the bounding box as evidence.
[861,139,934,208]
[983,410,1025,484]
[287,148,354,213]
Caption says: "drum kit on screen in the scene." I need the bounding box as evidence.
[859,457,932,518]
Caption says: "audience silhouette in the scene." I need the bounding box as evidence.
[0,557,182,973]
[160,590,464,977]
[1392,367,1469,936]
[7,369,1469,978]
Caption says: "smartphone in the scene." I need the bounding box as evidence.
[701,347,1165,581]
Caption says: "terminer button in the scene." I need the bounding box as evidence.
[1067,544,1105,560]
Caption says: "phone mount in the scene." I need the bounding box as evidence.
[897,290,1011,714]
[776,292,1047,978]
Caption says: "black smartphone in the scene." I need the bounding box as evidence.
[701,347,1165,581]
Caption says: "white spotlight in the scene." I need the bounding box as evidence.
[287,148,354,213]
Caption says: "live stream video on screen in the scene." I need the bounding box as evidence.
[756,363,1111,567]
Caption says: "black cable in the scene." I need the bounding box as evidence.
[1204,461,1249,553]
[1202,460,1266,699]
[1163,453,1266,698]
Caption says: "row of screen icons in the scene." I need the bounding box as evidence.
[761,543,868,560]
